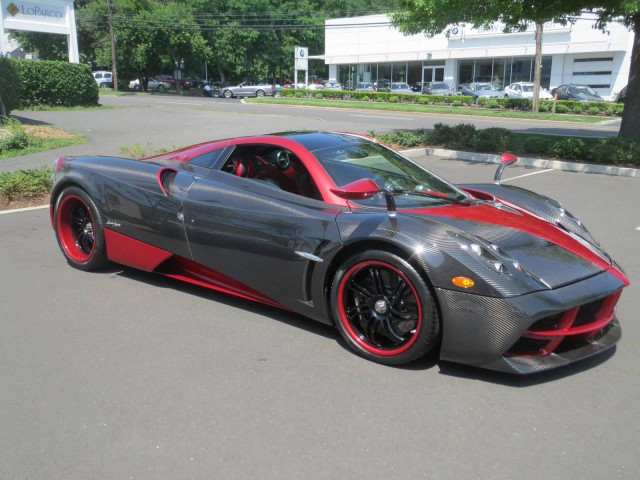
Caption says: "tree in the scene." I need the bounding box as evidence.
[392,1,640,145]
[76,0,211,89]
[591,6,640,145]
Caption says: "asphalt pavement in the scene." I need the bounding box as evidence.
[1,96,639,479]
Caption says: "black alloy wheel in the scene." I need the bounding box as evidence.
[331,250,440,365]
[54,186,109,271]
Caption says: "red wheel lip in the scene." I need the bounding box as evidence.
[56,194,94,263]
[337,260,422,356]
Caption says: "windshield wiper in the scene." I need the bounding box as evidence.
[389,188,476,205]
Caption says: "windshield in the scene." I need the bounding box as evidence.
[312,141,468,208]
[476,83,500,91]
[572,86,596,94]
[521,84,534,92]
[392,83,411,90]
[431,83,451,90]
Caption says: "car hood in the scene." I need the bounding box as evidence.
[403,202,610,290]
[432,89,457,95]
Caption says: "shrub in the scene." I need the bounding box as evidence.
[418,96,430,105]
[555,104,569,114]
[374,129,427,147]
[314,93,323,99]
[522,136,554,155]
[591,137,640,165]
[471,128,512,152]
[388,95,399,103]
[552,138,588,160]
[0,166,53,201]
[604,107,614,116]
[614,105,624,115]
[0,116,28,151]
[587,106,600,115]
[538,103,549,113]
[15,59,99,108]
[485,99,500,109]
[451,100,462,107]
[572,105,583,114]
[0,58,21,114]
[431,123,455,145]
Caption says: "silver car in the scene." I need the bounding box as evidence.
[221,82,274,98]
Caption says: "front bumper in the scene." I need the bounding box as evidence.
[436,271,625,374]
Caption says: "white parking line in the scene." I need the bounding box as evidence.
[502,169,555,182]
[0,204,48,215]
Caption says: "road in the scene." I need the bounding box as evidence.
[1,97,639,479]
[2,92,621,172]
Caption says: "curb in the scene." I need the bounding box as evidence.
[403,147,640,178]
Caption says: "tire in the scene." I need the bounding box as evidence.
[330,250,440,365]
[223,89,233,99]
[157,84,165,93]
[53,186,109,271]
[133,84,141,91]
[100,82,108,88]
[256,89,265,98]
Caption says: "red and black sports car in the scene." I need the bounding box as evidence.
[50,132,628,374]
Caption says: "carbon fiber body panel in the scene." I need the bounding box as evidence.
[436,270,625,373]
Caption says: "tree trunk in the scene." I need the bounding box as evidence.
[531,22,543,113]
[619,13,640,146]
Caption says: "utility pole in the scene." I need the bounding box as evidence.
[106,0,118,91]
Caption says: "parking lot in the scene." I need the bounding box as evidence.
[1,98,639,479]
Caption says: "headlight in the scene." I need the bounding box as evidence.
[449,232,511,275]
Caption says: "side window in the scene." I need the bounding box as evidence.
[221,146,322,200]
[189,148,226,168]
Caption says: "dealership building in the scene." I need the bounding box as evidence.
[322,14,632,100]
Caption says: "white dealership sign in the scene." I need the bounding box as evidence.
[1,0,78,62]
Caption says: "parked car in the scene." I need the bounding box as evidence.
[49,132,628,373]
[421,82,459,95]
[390,82,415,94]
[504,82,553,99]
[354,82,375,91]
[551,84,604,102]
[93,71,113,88]
[459,82,503,102]
[221,82,275,98]
[128,78,172,92]
[324,82,343,90]
[616,85,627,103]
[156,74,191,90]
[375,79,391,92]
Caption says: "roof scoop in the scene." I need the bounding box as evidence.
[494,153,518,185]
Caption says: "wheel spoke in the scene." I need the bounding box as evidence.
[370,267,386,296]
[348,280,373,301]
[380,316,407,342]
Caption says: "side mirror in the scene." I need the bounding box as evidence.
[494,153,518,185]
[331,178,397,217]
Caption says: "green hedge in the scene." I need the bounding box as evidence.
[372,124,640,166]
[278,88,624,116]
[14,59,99,108]
[0,58,21,114]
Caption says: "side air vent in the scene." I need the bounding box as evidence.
[157,168,178,196]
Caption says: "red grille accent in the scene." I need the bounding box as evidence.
[507,290,622,357]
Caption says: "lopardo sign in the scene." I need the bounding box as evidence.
[1,0,78,61]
